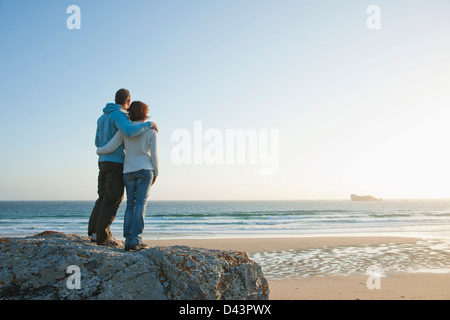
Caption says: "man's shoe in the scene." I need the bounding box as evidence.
[127,243,149,252]
[90,233,97,243]
[97,236,122,247]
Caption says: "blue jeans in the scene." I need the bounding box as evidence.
[123,169,153,247]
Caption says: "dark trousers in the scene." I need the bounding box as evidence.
[88,161,124,244]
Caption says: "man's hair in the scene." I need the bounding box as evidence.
[128,101,149,121]
[115,89,130,105]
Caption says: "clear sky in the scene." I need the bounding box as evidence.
[1,0,450,200]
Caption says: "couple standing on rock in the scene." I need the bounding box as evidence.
[87,89,159,251]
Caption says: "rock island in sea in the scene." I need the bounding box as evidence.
[350,194,382,201]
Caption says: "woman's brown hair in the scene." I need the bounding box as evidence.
[128,101,149,121]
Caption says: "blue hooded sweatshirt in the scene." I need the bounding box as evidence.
[95,103,152,163]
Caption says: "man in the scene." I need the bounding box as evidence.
[88,89,158,245]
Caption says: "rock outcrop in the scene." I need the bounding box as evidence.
[351,194,382,201]
[0,231,269,300]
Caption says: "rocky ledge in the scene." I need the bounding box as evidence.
[0,231,269,300]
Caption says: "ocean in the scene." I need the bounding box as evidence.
[2,199,450,240]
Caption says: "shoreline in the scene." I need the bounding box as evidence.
[144,234,421,253]
[3,228,449,241]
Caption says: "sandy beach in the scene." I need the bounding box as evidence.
[145,236,450,300]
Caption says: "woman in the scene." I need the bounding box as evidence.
[97,101,158,251]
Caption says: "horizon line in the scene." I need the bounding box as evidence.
[1,198,450,202]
